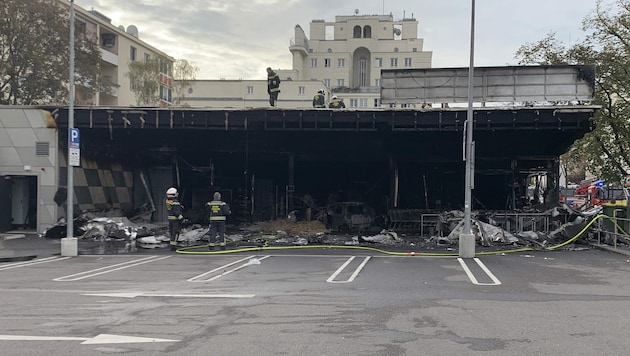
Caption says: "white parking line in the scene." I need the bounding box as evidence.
[327,256,371,283]
[53,256,171,282]
[0,256,71,271]
[457,257,501,286]
[188,255,271,282]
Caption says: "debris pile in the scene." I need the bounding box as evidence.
[38,201,628,253]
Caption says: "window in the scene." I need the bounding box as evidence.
[337,78,345,87]
[130,46,137,61]
[337,58,345,67]
[373,98,380,107]
[311,58,318,67]
[298,86,305,95]
[160,85,172,103]
[353,25,361,38]
[401,103,411,108]
[324,58,331,67]
[325,25,334,40]
[350,99,358,107]
[359,98,368,107]
[375,79,381,87]
[324,79,331,88]
[390,58,398,67]
[363,25,372,38]
[358,57,367,86]
[404,58,412,67]
[247,86,254,94]
[144,53,151,63]
[374,58,382,67]
[389,103,396,108]
[412,48,418,52]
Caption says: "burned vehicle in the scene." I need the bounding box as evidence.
[324,202,375,232]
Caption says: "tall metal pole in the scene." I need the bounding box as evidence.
[459,0,476,258]
[63,0,78,256]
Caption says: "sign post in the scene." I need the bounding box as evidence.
[62,0,78,257]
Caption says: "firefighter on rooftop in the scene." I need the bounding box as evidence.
[313,89,326,108]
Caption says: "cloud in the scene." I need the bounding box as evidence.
[74,0,606,79]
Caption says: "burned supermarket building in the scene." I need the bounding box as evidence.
[0,65,598,233]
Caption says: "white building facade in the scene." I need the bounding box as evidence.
[58,1,175,107]
[289,14,433,108]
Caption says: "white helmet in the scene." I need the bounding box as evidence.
[332,95,338,100]
[166,187,178,196]
[318,89,324,94]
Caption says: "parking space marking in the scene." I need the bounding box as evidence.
[327,256,371,283]
[0,256,71,271]
[53,255,171,282]
[82,292,255,299]
[457,257,501,286]
[188,255,271,282]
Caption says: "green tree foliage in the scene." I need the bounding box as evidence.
[126,58,198,107]
[126,57,162,106]
[515,0,630,185]
[173,59,199,107]
[0,0,102,105]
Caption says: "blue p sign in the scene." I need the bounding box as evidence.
[69,128,80,149]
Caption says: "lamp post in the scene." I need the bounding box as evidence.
[62,0,78,256]
[459,0,476,258]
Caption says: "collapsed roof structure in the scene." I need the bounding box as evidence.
[48,65,596,225]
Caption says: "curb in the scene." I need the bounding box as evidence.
[0,255,38,263]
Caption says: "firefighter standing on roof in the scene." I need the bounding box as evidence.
[329,95,345,109]
[267,67,281,107]
[206,191,231,250]
[313,89,326,108]
[166,187,184,251]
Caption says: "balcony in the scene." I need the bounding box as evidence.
[100,47,118,65]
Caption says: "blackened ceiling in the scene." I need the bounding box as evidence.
[52,106,596,212]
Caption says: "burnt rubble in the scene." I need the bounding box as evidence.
[39,201,627,254]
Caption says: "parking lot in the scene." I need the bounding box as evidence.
[1,247,629,355]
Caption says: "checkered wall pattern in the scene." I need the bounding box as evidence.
[59,152,134,214]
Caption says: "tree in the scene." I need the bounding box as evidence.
[515,0,630,185]
[126,57,198,107]
[126,57,163,106]
[173,59,199,107]
[0,0,103,105]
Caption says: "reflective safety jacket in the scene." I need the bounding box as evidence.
[166,197,183,220]
[267,70,281,93]
[313,93,325,108]
[329,99,345,109]
[206,200,232,221]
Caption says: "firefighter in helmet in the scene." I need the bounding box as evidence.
[166,187,184,250]
[313,89,326,108]
[206,191,231,250]
[329,95,345,109]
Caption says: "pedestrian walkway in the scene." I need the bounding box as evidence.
[0,232,60,262]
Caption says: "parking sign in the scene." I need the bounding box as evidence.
[69,128,80,166]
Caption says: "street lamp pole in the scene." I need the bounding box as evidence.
[62,0,78,256]
[459,0,476,258]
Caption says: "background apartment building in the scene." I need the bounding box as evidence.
[181,12,433,109]
[59,1,175,107]
[289,13,433,108]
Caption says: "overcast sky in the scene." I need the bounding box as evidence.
[72,0,608,80]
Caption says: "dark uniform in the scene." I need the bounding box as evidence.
[166,188,184,250]
[313,91,326,108]
[206,192,231,250]
[329,97,345,109]
[267,67,281,107]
